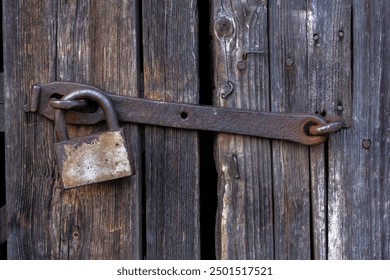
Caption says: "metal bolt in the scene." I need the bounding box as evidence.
[286,58,294,67]
[313,34,319,41]
[338,31,344,37]
[337,105,343,111]
[362,139,371,149]
[237,61,247,70]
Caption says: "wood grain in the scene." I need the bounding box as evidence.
[5,0,141,259]
[0,205,6,244]
[142,0,200,259]
[269,0,311,259]
[0,73,4,132]
[211,1,274,259]
[4,0,58,259]
[4,0,390,261]
[307,0,352,259]
[328,0,390,259]
[56,0,142,259]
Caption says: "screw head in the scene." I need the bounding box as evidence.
[313,34,319,41]
[338,31,344,37]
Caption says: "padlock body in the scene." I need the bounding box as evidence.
[55,128,134,189]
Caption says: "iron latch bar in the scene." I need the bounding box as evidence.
[26,82,345,145]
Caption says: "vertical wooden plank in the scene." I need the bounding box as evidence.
[307,1,352,259]
[142,0,200,259]
[269,0,311,259]
[56,0,141,259]
[0,205,6,244]
[211,1,273,259]
[4,0,58,259]
[0,74,4,132]
[328,0,390,259]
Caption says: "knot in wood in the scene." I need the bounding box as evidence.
[215,17,234,37]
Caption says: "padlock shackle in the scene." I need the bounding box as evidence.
[55,89,119,142]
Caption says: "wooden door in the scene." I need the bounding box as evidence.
[4,0,199,260]
[210,0,390,259]
[3,0,390,260]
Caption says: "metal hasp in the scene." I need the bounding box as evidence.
[28,82,345,145]
[54,88,134,189]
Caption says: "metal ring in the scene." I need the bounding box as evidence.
[55,89,119,142]
[49,98,89,110]
[309,119,345,136]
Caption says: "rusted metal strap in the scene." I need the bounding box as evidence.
[27,82,345,145]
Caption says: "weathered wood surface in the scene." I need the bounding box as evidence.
[4,0,390,261]
[0,73,4,132]
[0,205,6,244]
[142,0,200,259]
[328,0,390,259]
[56,0,142,260]
[211,0,353,260]
[5,0,142,259]
[5,0,58,259]
[307,0,352,259]
[268,0,312,259]
[211,1,273,259]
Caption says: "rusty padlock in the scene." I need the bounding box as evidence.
[54,89,134,189]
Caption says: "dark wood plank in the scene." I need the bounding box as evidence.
[0,106,4,133]
[0,74,4,104]
[0,73,4,132]
[328,0,390,259]
[0,205,6,244]
[4,0,58,259]
[307,0,352,259]
[142,0,200,259]
[56,0,142,259]
[211,1,273,259]
[269,0,311,259]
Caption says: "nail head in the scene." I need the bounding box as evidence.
[237,61,247,70]
[362,139,371,149]
[286,58,294,67]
